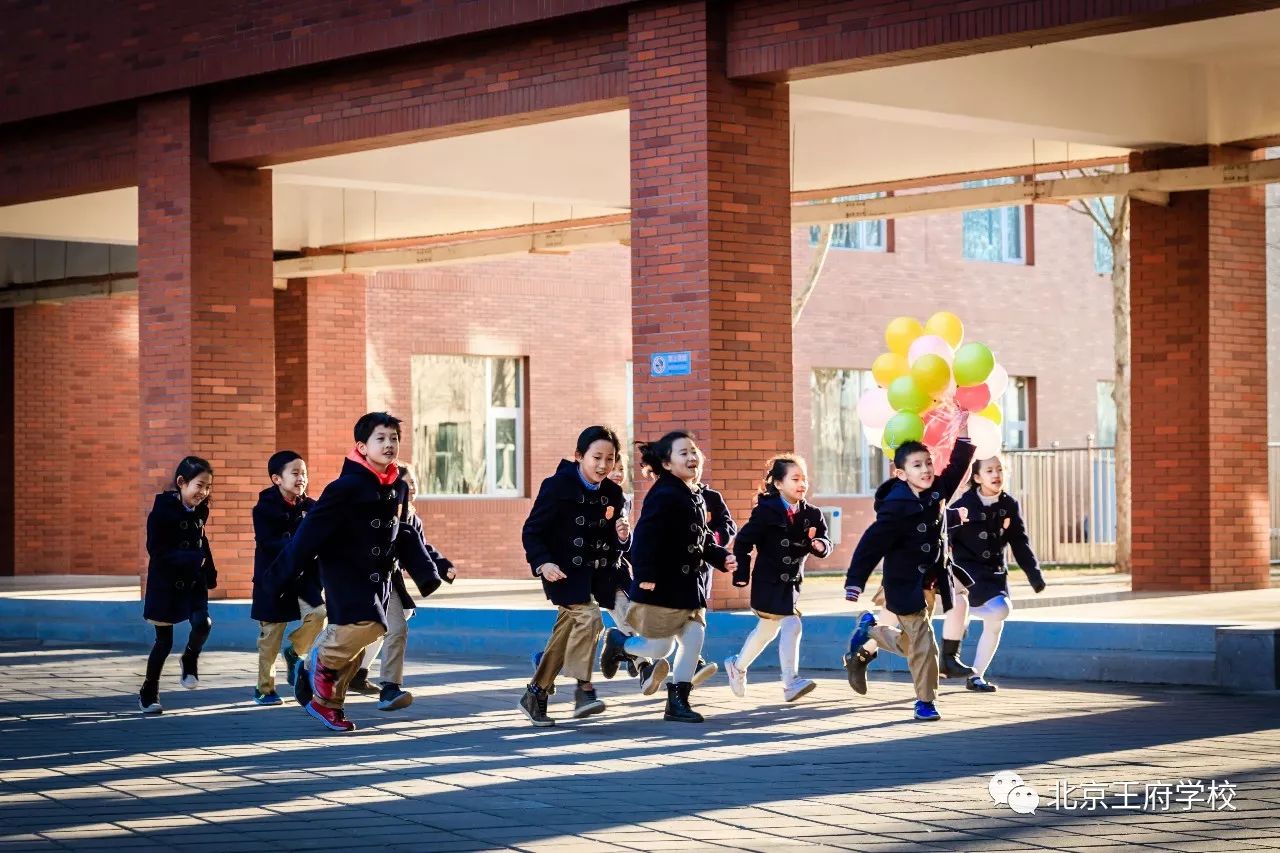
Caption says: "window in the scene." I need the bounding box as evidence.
[1096,380,1117,447]
[1001,377,1031,449]
[811,368,887,495]
[962,178,1025,263]
[411,355,524,496]
[1093,197,1115,275]
[808,193,886,252]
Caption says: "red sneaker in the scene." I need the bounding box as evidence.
[305,700,356,732]
[310,664,340,703]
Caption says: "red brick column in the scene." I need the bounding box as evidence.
[274,275,369,489]
[0,309,13,576]
[1129,145,1269,592]
[137,95,275,600]
[629,2,793,610]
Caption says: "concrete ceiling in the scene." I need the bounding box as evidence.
[4,9,1280,253]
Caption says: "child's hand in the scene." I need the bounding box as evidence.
[639,581,656,591]
[1031,577,1047,594]
[811,539,828,556]
[845,586,862,602]
[956,507,969,525]
[537,563,566,582]
[957,410,970,439]
[724,554,738,573]
[615,517,631,541]
[446,567,457,581]
[807,526,816,539]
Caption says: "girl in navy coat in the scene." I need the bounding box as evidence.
[250,451,323,706]
[599,431,735,723]
[518,426,627,727]
[724,455,831,703]
[947,455,1045,692]
[139,456,216,715]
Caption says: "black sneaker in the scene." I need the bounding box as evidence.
[638,658,670,696]
[377,683,413,711]
[843,647,877,696]
[966,675,998,693]
[139,682,162,716]
[573,685,606,719]
[348,668,380,696]
[179,652,199,689]
[293,658,313,707]
[598,628,630,680]
[519,685,554,727]
[282,646,301,687]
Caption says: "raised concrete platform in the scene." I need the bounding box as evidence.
[1,572,1277,692]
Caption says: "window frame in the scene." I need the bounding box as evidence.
[810,367,888,498]
[962,177,1027,264]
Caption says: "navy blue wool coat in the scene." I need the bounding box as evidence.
[733,497,831,616]
[844,439,976,616]
[522,459,627,608]
[142,491,216,624]
[948,488,1044,606]
[629,471,730,611]
[250,487,319,623]
[268,458,442,628]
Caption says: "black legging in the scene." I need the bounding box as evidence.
[144,610,212,685]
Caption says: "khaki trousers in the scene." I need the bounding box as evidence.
[360,594,412,686]
[312,621,385,709]
[869,595,939,703]
[256,599,327,693]
[533,604,603,688]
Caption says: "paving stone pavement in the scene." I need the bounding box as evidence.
[0,640,1276,852]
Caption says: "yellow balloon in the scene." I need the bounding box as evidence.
[885,316,924,356]
[925,311,965,349]
[910,354,951,397]
[872,352,909,388]
[979,403,1003,425]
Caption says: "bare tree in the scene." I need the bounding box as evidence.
[793,224,834,326]
[1067,179,1131,574]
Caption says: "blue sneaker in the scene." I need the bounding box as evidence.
[914,700,941,721]
[253,689,283,706]
[847,612,877,657]
[531,650,544,672]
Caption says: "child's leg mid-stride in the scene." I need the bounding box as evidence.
[522,604,604,726]
[868,606,942,721]
[374,595,414,711]
[967,595,1012,692]
[180,610,212,689]
[725,617,781,698]
[255,621,288,703]
[139,624,174,715]
[306,621,385,732]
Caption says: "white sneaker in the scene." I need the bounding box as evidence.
[783,678,816,703]
[724,655,747,698]
[179,673,199,689]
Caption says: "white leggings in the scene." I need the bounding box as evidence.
[623,621,705,683]
[968,594,1012,678]
[735,615,802,684]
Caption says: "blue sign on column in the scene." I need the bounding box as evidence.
[650,351,691,377]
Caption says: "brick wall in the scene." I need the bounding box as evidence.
[0,0,635,125]
[0,308,13,575]
[795,201,1115,567]
[0,106,136,206]
[1129,145,1269,591]
[136,95,275,600]
[364,248,631,579]
[11,297,139,575]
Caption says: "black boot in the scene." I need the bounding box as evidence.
[843,647,877,695]
[598,628,632,680]
[940,639,975,678]
[664,681,703,723]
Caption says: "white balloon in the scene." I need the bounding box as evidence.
[862,425,885,447]
[857,386,895,429]
[968,414,1003,460]
[985,363,1010,400]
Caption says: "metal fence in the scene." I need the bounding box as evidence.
[1001,445,1116,567]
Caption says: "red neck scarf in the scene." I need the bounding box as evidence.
[347,447,400,486]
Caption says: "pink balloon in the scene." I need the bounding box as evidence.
[923,413,948,447]
[985,363,1010,399]
[857,386,895,429]
[955,384,992,412]
[907,334,955,366]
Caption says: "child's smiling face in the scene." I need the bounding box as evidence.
[895,449,935,494]
[178,472,213,508]
[577,440,618,485]
[663,438,702,483]
[359,425,400,472]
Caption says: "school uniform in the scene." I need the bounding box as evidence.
[250,487,324,695]
[948,489,1044,606]
[627,471,730,637]
[844,439,975,703]
[523,459,626,687]
[269,453,443,710]
[733,496,830,618]
[143,491,216,627]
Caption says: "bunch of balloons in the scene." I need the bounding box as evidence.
[856,311,1008,468]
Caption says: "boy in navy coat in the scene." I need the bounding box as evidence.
[843,425,975,722]
[269,412,443,732]
[250,451,324,706]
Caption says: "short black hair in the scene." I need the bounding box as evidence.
[354,411,402,444]
[174,456,213,489]
[576,425,621,457]
[893,440,930,469]
[268,450,303,479]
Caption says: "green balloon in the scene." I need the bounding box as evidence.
[953,342,995,387]
[884,412,925,450]
[887,376,931,414]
